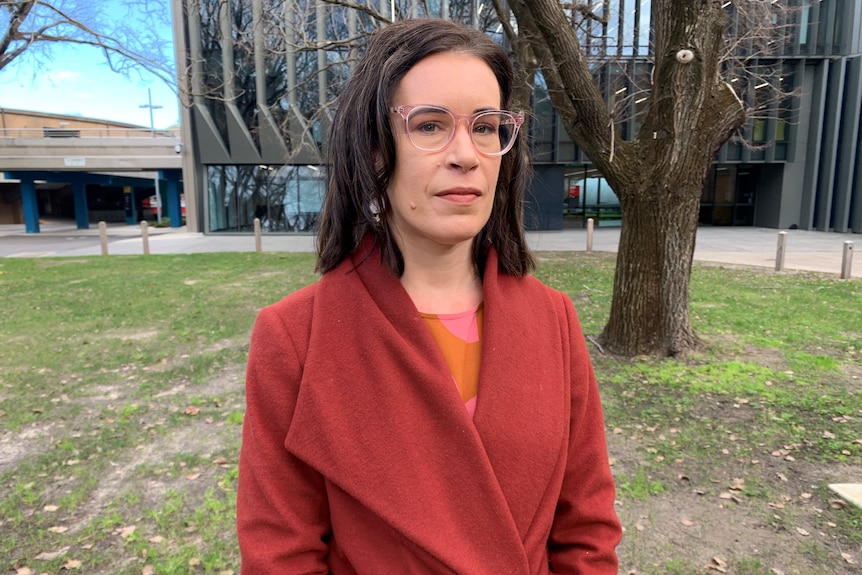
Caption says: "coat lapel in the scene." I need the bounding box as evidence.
[473,260,568,539]
[286,240,564,573]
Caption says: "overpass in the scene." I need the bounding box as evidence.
[1,126,184,233]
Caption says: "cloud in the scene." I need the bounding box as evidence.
[48,70,81,83]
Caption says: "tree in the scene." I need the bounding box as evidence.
[0,0,175,87]
[503,0,795,357]
[184,0,791,355]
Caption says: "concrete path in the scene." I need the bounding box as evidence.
[0,221,859,278]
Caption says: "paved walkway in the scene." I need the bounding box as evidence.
[0,221,859,278]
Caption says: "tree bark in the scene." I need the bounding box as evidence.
[509,0,746,356]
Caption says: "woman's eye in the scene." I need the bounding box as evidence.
[473,122,498,135]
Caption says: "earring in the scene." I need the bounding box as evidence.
[369,198,381,224]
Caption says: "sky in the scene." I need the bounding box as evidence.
[0,6,178,130]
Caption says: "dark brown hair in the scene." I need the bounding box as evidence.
[316,18,535,277]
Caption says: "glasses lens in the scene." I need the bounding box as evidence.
[402,107,520,155]
[405,107,454,151]
[472,111,518,155]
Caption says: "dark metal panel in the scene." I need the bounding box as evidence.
[833,56,862,232]
[192,106,231,164]
[286,106,322,165]
[815,57,846,230]
[800,61,829,229]
[258,107,290,164]
[225,104,262,164]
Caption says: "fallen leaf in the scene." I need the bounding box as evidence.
[829,499,848,510]
[705,556,727,572]
[635,523,645,531]
[796,527,810,536]
[189,557,201,567]
[185,472,201,481]
[149,535,164,544]
[142,566,155,575]
[800,493,813,500]
[719,492,733,500]
[43,505,59,512]
[776,473,788,482]
[729,478,745,491]
[184,405,200,416]
[63,559,82,569]
[118,525,136,539]
[15,568,33,575]
[841,552,856,565]
[681,518,695,526]
[47,526,68,533]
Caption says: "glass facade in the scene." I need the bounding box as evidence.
[207,165,325,233]
[179,0,862,233]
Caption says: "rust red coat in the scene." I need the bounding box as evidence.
[237,241,621,574]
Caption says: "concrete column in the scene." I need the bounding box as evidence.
[72,182,89,229]
[21,176,40,233]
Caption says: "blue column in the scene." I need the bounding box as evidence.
[164,170,183,228]
[21,176,40,233]
[124,186,136,225]
[73,182,90,229]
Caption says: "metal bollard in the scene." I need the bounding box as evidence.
[586,218,594,254]
[840,241,853,279]
[99,221,109,256]
[254,218,262,253]
[141,221,150,255]
[775,231,786,272]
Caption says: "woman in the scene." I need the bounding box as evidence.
[237,17,621,574]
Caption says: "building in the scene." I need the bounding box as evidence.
[171,0,862,235]
[0,108,184,232]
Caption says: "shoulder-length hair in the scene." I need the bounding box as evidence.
[316,17,535,277]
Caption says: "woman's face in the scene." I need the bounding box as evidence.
[385,51,503,257]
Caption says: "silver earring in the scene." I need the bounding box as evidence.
[369,198,381,223]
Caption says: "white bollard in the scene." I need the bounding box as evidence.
[586,218,594,254]
[141,221,150,255]
[775,231,786,272]
[840,241,853,279]
[99,221,109,256]
[254,218,262,253]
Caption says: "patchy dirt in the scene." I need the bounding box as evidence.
[602,340,862,574]
[611,430,862,574]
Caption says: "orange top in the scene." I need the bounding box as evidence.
[420,304,483,418]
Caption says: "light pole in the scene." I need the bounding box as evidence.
[139,88,162,138]
[139,88,164,221]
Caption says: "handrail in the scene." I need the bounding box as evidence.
[0,127,180,139]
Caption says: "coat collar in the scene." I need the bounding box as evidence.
[286,237,566,573]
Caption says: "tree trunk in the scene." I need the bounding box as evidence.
[600,182,702,356]
[508,0,746,357]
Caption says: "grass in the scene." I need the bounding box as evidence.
[1,251,861,573]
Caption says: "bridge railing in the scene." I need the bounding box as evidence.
[0,127,180,139]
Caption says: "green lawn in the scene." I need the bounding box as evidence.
[1,252,860,574]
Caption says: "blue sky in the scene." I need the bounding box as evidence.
[0,3,178,129]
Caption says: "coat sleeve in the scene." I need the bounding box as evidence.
[237,301,331,574]
[547,292,622,574]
